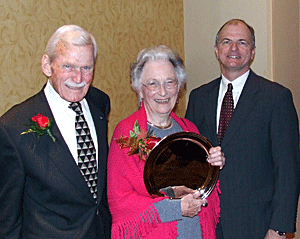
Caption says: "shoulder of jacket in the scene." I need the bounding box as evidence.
[250,72,289,95]
[88,87,110,101]
[190,78,220,95]
[0,92,41,124]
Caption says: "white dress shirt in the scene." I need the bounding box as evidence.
[44,81,98,164]
[216,70,249,133]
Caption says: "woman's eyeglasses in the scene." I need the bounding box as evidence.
[142,79,178,92]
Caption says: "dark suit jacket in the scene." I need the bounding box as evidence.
[186,70,300,238]
[0,86,112,238]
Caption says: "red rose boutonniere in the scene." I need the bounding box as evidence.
[21,113,56,142]
[115,120,161,161]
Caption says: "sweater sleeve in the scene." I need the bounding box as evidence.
[153,199,183,223]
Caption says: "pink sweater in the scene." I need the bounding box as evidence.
[107,106,220,239]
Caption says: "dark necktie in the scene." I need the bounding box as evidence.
[217,83,234,144]
[69,102,97,201]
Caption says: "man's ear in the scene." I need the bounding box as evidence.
[41,54,52,77]
[251,46,256,61]
[214,45,219,59]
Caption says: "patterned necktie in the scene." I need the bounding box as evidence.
[217,83,234,144]
[69,102,97,201]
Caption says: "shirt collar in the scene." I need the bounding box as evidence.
[44,81,88,111]
[221,70,249,94]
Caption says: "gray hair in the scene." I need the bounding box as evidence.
[130,45,186,99]
[45,25,97,62]
[215,19,255,49]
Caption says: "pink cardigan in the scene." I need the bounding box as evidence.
[107,106,220,239]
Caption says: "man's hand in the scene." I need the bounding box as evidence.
[264,229,286,239]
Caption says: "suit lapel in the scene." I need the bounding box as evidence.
[205,78,221,146]
[221,71,260,147]
[34,90,95,203]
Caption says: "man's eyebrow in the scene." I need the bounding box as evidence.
[219,38,230,43]
[221,38,249,42]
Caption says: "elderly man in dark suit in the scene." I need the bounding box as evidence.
[186,19,299,239]
[0,25,111,238]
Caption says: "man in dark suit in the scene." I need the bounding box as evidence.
[0,25,111,238]
[186,19,299,239]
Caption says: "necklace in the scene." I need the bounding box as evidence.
[147,119,173,130]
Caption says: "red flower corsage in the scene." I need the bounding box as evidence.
[21,113,56,142]
[115,120,161,161]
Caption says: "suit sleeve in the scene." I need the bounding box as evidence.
[269,88,300,232]
[0,124,25,238]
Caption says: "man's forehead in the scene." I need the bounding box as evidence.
[219,23,251,39]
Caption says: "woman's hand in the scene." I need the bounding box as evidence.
[172,186,195,198]
[181,191,207,217]
[207,146,225,169]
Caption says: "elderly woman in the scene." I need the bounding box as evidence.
[107,45,224,239]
